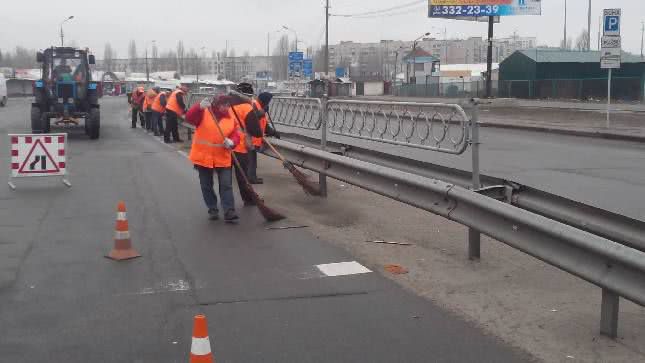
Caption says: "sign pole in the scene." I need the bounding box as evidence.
[607,68,612,128]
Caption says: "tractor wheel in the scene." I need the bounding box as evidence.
[31,106,46,133]
[0,96,6,107]
[88,108,100,140]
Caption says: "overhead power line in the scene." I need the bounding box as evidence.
[332,0,425,18]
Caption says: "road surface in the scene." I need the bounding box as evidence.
[0,97,530,362]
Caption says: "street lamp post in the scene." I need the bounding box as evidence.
[144,40,156,82]
[282,25,299,52]
[59,16,74,47]
[410,32,431,84]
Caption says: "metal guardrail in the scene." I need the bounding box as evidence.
[270,97,323,130]
[271,96,482,256]
[264,137,645,340]
[327,100,470,155]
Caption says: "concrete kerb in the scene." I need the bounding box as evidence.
[478,121,645,143]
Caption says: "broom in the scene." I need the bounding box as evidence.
[230,91,322,197]
[205,106,285,222]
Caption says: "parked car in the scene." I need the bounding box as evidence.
[0,73,7,107]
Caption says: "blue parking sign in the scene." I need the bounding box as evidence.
[603,9,621,36]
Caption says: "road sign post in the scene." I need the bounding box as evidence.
[8,133,71,190]
[601,9,622,128]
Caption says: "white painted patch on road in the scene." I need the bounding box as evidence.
[177,150,188,158]
[316,261,371,277]
[126,279,192,296]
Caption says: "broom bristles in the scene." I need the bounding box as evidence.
[242,181,286,222]
[282,161,322,196]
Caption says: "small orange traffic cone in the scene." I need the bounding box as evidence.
[105,201,141,261]
[190,315,214,363]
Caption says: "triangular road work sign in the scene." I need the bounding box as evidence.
[18,139,61,174]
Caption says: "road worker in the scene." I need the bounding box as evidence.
[142,87,158,131]
[247,91,279,184]
[130,86,145,128]
[184,95,242,222]
[164,85,188,143]
[150,87,167,136]
[228,82,262,205]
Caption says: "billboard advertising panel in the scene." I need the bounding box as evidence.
[429,0,541,17]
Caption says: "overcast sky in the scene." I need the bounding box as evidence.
[0,0,643,58]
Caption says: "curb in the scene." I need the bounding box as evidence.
[480,122,645,143]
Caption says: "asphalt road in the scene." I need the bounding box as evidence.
[275,108,645,222]
[0,97,530,362]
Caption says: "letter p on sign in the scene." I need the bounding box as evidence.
[603,9,621,36]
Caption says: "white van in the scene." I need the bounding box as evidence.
[0,74,7,107]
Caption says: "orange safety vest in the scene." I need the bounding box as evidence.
[166,90,186,117]
[151,92,166,113]
[143,89,157,112]
[251,99,268,148]
[230,103,254,154]
[189,109,236,169]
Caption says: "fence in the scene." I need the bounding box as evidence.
[394,80,499,99]
[499,77,643,101]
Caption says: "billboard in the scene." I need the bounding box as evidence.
[288,52,304,78]
[303,59,313,78]
[429,0,541,17]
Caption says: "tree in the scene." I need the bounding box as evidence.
[177,41,185,75]
[574,30,590,51]
[128,40,138,72]
[560,37,572,50]
[151,42,159,72]
[103,43,114,72]
[272,35,290,80]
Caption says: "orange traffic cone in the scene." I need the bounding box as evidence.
[105,201,141,261]
[190,315,214,363]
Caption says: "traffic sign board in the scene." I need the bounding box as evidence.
[603,9,621,36]
[601,35,621,69]
[8,133,70,189]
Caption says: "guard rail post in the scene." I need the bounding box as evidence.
[468,99,482,260]
[319,95,329,197]
[600,289,620,338]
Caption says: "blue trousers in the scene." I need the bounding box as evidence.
[195,165,235,213]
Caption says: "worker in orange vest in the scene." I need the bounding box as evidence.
[247,92,279,184]
[130,86,145,128]
[150,87,168,136]
[143,87,158,131]
[185,95,241,222]
[164,85,188,143]
[228,83,267,205]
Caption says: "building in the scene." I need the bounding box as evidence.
[96,56,276,82]
[327,36,536,80]
[499,49,645,101]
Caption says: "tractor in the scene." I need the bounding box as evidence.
[32,47,100,139]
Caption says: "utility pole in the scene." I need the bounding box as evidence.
[325,0,330,78]
[485,16,494,98]
[587,0,592,51]
[641,21,645,59]
[59,16,74,47]
[145,48,149,82]
[563,0,568,49]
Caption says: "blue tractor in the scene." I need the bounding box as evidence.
[32,47,101,139]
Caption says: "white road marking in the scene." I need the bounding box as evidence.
[126,279,192,296]
[177,150,188,158]
[316,261,371,277]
